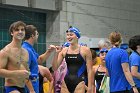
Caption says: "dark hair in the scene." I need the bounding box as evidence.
[9,21,26,34]
[66,26,72,33]
[90,49,97,60]
[129,35,140,51]
[24,25,37,40]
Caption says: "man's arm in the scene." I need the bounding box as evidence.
[24,49,35,93]
[38,45,55,65]
[131,66,140,79]
[0,49,18,78]
[122,63,138,93]
[38,65,53,82]
[25,80,35,93]
[38,65,54,93]
[38,50,52,64]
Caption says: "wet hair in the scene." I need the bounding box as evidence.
[9,21,26,34]
[24,25,37,40]
[109,31,122,47]
[129,35,140,51]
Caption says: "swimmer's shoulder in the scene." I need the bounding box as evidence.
[0,44,11,59]
[0,44,11,54]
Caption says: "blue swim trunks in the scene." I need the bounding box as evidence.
[4,86,26,93]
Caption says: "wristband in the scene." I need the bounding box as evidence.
[131,84,136,88]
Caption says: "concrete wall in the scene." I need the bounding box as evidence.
[44,11,61,67]
[60,0,140,47]
[35,0,55,10]
[2,0,140,46]
[3,0,61,10]
[5,0,28,6]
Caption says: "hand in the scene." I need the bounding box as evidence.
[47,45,56,52]
[15,70,30,79]
[85,85,88,91]
[55,46,62,53]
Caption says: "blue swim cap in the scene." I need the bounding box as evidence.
[67,27,81,39]
[63,42,70,47]
[99,48,108,53]
[80,43,87,46]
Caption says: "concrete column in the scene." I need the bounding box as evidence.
[28,0,36,8]
[45,11,61,67]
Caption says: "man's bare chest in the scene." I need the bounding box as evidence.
[8,49,29,69]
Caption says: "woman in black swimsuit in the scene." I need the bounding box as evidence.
[92,48,108,93]
[52,26,93,93]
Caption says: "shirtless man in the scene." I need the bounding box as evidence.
[0,21,31,93]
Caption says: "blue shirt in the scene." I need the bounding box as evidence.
[129,51,140,88]
[105,47,130,92]
[22,41,39,93]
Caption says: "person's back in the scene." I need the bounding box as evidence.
[106,47,130,91]
[105,31,138,93]
[22,40,39,93]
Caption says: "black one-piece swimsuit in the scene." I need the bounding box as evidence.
[64,52,87,93]
[95,65,106,93]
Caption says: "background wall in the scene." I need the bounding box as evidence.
[60,0,140,47]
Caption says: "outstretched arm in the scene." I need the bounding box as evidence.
[51,46,63,71]
[38,45,56,65]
